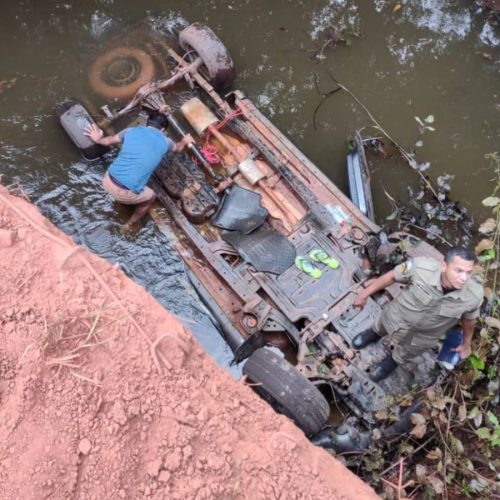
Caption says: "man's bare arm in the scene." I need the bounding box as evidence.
[453,317,475,360]
[353,270,396,308]
[84,123,121,146]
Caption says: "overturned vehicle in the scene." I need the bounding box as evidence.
[58,22,444,450]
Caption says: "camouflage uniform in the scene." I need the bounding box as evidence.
[373,257,483,364]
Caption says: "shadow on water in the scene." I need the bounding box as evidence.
[0,1,498,373]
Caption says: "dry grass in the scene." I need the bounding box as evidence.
[43,302,117,382]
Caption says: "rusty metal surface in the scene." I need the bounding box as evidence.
[155,155,219,224]
[232,96,380,234]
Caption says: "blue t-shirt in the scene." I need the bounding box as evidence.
[108,127,172,194]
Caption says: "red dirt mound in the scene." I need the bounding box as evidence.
[0,186,377,499]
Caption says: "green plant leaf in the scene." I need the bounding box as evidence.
[468,354,485,370]
[478,248,496,262]
[487,411,499,427]
[467,406,480,419]
[492,428,500,447]
[476,427,491,440]
[424,114,435,124]
[486,364,497,379]
[475,238,495,255]
[460,479,472,497]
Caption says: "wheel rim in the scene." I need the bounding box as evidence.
[88,47,157,100]
[103,57,142,86]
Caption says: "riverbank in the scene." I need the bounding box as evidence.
[0,185,377,499]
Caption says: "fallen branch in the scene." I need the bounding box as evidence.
[405,223,453,247]
[313,71,444,207]
[380,458,414,499]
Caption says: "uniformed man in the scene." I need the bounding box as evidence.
[352,246,483,382]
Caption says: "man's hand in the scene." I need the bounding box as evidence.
[351,270,396,310]
[353,291,368,308]
[84,123,104,144]
[84,124,121,147]
[452,343,472,360]
[159,104,171,115]
[181,133,194,147]
[173,134,195,153]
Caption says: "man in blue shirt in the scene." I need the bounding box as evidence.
[85,113,191,228]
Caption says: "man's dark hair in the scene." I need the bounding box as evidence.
[444,246,477,264]
[147,113,169,130]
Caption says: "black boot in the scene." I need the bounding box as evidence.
[352,328,380,349]
[370,354,398,382]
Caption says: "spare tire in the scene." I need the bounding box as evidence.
[179,23,235,90]
[243,348,330,436]
[88,46,157,100]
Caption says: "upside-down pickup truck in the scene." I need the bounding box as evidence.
[58,21,442,450]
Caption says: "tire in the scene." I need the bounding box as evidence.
[178,23,235,90]
[88,46,157,100]
[243,348,330,436]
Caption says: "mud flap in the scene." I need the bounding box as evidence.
[213,185,268,234]
[232,332,266,365]
[222,225,296,274]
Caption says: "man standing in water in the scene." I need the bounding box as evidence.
[352,246,483,381]
[85,113,192,229]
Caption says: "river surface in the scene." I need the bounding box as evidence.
[0,1,498,371]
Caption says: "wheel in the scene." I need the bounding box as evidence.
[178,23,235,90]
[243,348,330,436]
[88,46,157,100]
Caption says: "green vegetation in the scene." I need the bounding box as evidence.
[355,153,500,498]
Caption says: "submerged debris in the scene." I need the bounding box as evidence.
[383,175,475,247]
[310,29,352,60]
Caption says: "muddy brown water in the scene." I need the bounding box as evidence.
[0,1,498,373]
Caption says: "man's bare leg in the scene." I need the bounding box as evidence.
[125,194,156,227]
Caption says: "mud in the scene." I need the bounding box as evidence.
[0,185,377,499]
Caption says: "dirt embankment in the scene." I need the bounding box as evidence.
[0,186,377,500]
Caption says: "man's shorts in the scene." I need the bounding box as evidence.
[102,171,155,205]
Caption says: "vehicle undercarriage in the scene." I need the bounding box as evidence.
[58,21,445,448]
